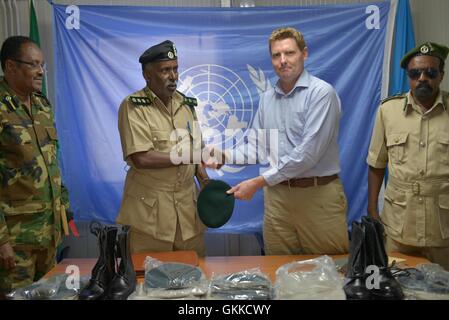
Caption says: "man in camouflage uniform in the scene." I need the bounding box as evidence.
[368,42,449,270]
[0,36,70,296]
[117,40,210,256]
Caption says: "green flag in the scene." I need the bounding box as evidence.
[29,0,46,95]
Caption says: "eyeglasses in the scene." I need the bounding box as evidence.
[12,59,47,72]
[407,68,439,80]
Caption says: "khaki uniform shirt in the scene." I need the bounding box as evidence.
[367,90,449,247]
[0,78,68,248]
[116,87,205,242]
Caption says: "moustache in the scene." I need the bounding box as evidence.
[416,83,431,90]
[414,83,434,99]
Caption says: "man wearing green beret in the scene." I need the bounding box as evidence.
[116,40,210,256]
[367,42,449,270]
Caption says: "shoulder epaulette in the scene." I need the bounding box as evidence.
[34,91,51,106]
[129,96,152,106]
[184,96,198,107]
[381,93,406,104]
[177,91,198,107]
[1,94,17,111]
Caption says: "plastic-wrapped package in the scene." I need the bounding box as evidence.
[208,268,273,300]
[128,256,207,300]
[275,255,346,300]
[6,274,89,300]
[396,263,449,300]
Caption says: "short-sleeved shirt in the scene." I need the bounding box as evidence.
[116,87,205,242]
[367,90,449,247]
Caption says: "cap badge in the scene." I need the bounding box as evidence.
[420,45,430,54]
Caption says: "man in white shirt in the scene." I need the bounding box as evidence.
[227,27,349,255]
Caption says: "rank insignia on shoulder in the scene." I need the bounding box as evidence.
[183,96,198,107]
[129,96,152,106]
[381,93,406,104]
[1,95,17,111]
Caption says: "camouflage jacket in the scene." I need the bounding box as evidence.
[0,78,69,247]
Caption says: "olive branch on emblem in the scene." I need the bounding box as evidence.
[247,64,269,94]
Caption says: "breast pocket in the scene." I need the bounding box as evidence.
[151,130,173,153]
[386,133,408,164]
[437,132,449,165]
[0,123,34,164]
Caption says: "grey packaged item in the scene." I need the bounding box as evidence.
[7,274,89,300]
[145,262,203,289]
[209,268,273,300]
[396,263,449,299]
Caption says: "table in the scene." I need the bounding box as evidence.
[46,252,429,282]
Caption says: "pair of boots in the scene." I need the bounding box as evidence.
[79,223,136,300]
[343,216,404,300]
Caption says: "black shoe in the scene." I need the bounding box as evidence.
[79,222,118,300]
[107,225,136,300]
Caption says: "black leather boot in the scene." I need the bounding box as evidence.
[343,221,372,300]
[362,217,404,300]
[79,222,118,300]
[107,225,136,300]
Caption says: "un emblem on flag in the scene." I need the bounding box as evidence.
[179,64,258,148]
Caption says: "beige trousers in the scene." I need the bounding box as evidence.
[386,236,449,271]
[129,220,206,257]
[263,178,349,255]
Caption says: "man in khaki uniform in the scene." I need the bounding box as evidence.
[117,40,209,256]
[367,42,449,270]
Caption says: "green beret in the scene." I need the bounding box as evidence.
[197,180,235,228]
[139,40,178,65]
[400,42,449,69]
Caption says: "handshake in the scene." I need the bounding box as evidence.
[201,145,228,170]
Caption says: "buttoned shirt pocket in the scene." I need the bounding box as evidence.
[151,130,172,153]
[0,123,34,165]
[386,133,408,164]
[121,184,158,232]
[383,187,407,235]
[438,194,449,239]
[437,132,449,165]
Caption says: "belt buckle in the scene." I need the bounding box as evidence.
[313,177,318,187]
[412,182,420,195]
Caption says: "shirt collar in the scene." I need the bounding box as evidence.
[274,69,310,96]
[144,86,184,113]
[403,90,446,115]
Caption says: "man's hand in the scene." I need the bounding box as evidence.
[227,176,267,200]
[367,209,382,221]
[0,242,15,270]
[201,145,226,170]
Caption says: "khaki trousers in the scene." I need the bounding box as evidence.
[129,219,206,257]
[263,178,349,255]
[386,236,449,271]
